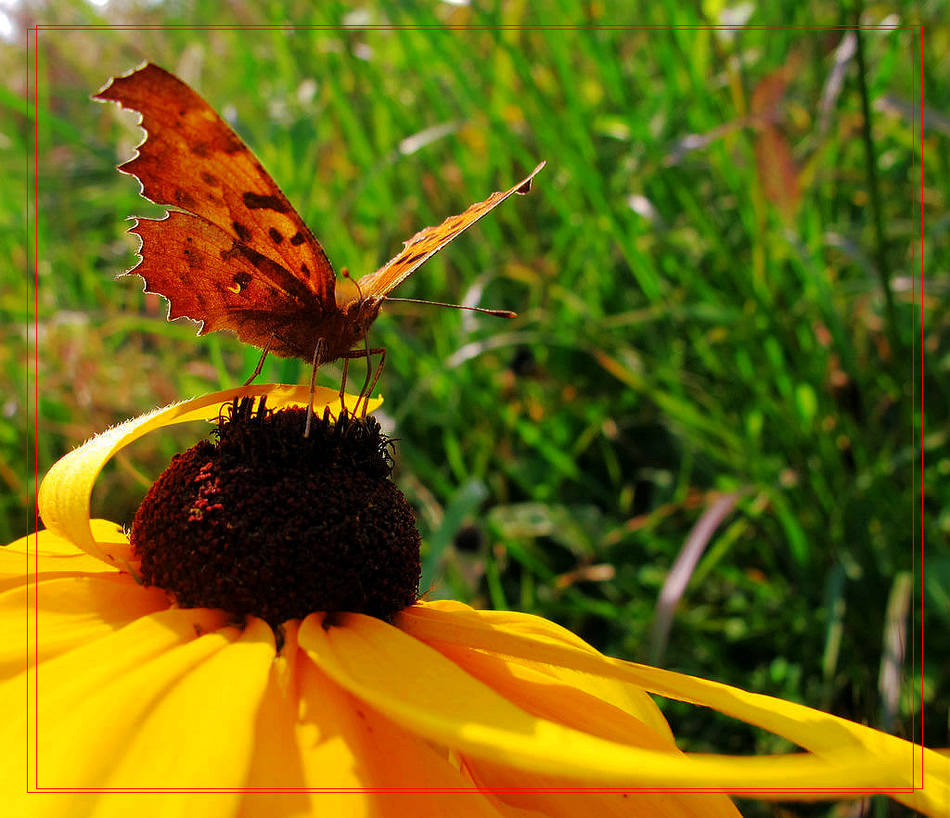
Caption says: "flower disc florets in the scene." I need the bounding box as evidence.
[131,397,421,626]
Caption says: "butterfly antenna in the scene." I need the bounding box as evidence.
[342,266,364,300]
[382,296,517,319]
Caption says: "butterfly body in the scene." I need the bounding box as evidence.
[266,297,383,363]
[95,63,543,372]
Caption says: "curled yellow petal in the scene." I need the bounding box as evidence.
[464,757,741,818]
[37,384,381,564]
[411,601,673,744]
[299,612,897,793]
[398,602,948,811]
[426,634,676,751]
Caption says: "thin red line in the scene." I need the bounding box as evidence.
[33,25,40,792]
[24,23,31,798]
[919,18,926,773]
[31,23,909,31]
[37,786,916,794]
[29,21,923,798]
[912,21,924,788]
[910,24,917,788]
[918,18,924,782]
[910,22,918,782]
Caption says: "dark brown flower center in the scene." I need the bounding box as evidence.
[131,397,421,627]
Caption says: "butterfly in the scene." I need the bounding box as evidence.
[94,62,544,411]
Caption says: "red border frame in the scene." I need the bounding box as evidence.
[23,21,923,798]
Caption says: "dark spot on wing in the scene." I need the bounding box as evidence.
[301,263,309,276]
[182,247,204,270]
[219,240,317,303]
[268,227,284,245]
[243,192,289,212]
[232,221,251,242]
[290,231,306,246]
[174,189,197,210]
[200,171,220,186]
[191,142,211,158]
[232,272,252,292]
[221,132,246,154]
[403,252,426,266]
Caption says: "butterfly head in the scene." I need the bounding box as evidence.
[348,295,384,335]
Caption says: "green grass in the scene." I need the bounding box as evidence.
[4,4,947,813]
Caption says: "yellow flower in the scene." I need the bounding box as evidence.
[3,384,947,817]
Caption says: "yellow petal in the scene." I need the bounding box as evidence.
[463,756,740,818]
[0,608,235,818]
[426,636,675,749]
[406,602,673,744]
[416,606,730,818]
[37,384,381,564]
[239,621,314,814]
[240,622,506,818]
[301,611,908,792]
[904,751,950,817]
[398,602,947,809]
[0,520,133,589]
[0,574,168,676]
[75,619,275,818]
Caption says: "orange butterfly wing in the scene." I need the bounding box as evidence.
[129,211,333,356]
[94,63,337,358]
[356,162,546,300]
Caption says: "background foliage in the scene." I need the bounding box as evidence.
[4,2,947,814]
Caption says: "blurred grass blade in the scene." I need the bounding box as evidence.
[648,492,739,664]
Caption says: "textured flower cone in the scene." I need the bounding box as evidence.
[3,384,947,817]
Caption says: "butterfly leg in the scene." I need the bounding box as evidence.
[303,338,326,438]
[360,347,387,418]
[242,334,277,386]
[356,333,374,417]
[338,346,386,418]
[339,357,351,419]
